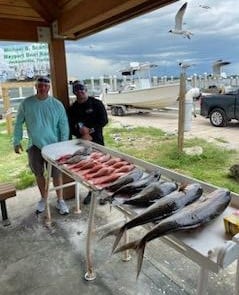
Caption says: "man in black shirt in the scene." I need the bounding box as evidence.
[67,80,108,203]
[68,81,108,145]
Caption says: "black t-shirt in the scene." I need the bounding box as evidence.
[67,96,108,145]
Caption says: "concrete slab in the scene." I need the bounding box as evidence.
[0,186,237,295]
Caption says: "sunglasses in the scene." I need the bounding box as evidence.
[74,85,86,91]
[37,78,50,84]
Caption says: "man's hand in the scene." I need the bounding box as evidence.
[79,126,90,136]
[14,144,23,154]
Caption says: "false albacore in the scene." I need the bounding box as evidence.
[123,181,178,206]
[101,183,203,253]
[114,188,231,278]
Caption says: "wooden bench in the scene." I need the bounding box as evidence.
[0,183,16,226]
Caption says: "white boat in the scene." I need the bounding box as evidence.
[103,62,180,115]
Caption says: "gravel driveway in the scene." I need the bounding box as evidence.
[109,108,239,150]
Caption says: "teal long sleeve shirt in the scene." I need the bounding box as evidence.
[13,95,70,149]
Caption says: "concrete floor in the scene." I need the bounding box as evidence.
[0,186,237,295]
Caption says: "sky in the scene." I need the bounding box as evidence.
[64,0,239,79]
[1,0,239,80]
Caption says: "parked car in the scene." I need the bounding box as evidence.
[200,88,239,127]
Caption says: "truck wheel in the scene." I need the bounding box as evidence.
[116,106,125,116]
[209,108,227,127]
[111,107,118,116]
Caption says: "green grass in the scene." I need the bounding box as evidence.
[0,122,35,189]
[1,121,239,194]
[104,125,239,194]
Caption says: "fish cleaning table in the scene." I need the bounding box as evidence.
[42,139,239,295]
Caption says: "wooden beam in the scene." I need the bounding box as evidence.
[58,0,178,37]
[25,0,59,23]
[0,18,48,42]
[48,39,69,108]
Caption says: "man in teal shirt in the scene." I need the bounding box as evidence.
[13,76,70,215]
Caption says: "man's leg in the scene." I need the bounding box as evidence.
[36,175,47,199]
[52,170,69,215]
[27,146,47,213]
[52,174,63,201]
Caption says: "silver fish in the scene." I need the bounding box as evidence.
[111,170,161,198]
[102,183,202,253]
[114,188,231,278]
[104,168,144,192]
[123,181,178,206]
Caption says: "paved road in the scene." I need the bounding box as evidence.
[109,108,239,150]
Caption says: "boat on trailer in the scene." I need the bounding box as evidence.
[103,62,180,116]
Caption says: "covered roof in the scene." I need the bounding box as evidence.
[0,0,178,42]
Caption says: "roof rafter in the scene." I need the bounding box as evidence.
[58,0,178,39]
[25,0,60,23]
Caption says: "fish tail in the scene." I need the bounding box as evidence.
[136,240,146,279]
[112,226,126,253]
[113,239,141,254]
[113,238,146,278]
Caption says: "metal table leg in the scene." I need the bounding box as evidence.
[197,267,209,295]
[45,163,52,227]
[1,200,11,226]
[85,190,98,281]
[74,182,81,214]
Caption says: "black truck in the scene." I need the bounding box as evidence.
[200,88,239,127]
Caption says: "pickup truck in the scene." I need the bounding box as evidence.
[200,89,239,127]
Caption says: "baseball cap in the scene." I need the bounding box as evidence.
[72,80,87,93]
[36,76,50,84]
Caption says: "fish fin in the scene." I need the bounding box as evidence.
[178,182,187,191]
[100,227,121,241]
[136,240,146,279]
[111,227,126,253]
[113,239,141,254]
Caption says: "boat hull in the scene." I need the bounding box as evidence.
[104,83,180,109]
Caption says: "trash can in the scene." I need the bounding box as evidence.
[184,93,193,132]
[184,88,200,132]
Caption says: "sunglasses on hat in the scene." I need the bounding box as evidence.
[36,77,50,84]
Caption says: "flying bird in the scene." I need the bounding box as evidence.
[169,2,193,39]
[199,5,211,9]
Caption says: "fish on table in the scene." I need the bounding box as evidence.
[114,188,231,278]
[103,168,144,192]
[90,172,126,186]
[101,183,203,252]
[55,145,92,164]
[110,170,161,199]
[123,181,178,206]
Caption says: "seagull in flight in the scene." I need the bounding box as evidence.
[199,5,211,9]
[169,2,193,39]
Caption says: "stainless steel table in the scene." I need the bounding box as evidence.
[42,139,239,294]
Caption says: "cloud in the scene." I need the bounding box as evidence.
[66,52,121,79]
[0,0,239,78]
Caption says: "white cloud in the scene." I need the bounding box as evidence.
[66,53,121,79]
[1,0,239,78]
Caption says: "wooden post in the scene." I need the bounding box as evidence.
[177,72,186,152]
[48,39,69,108]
